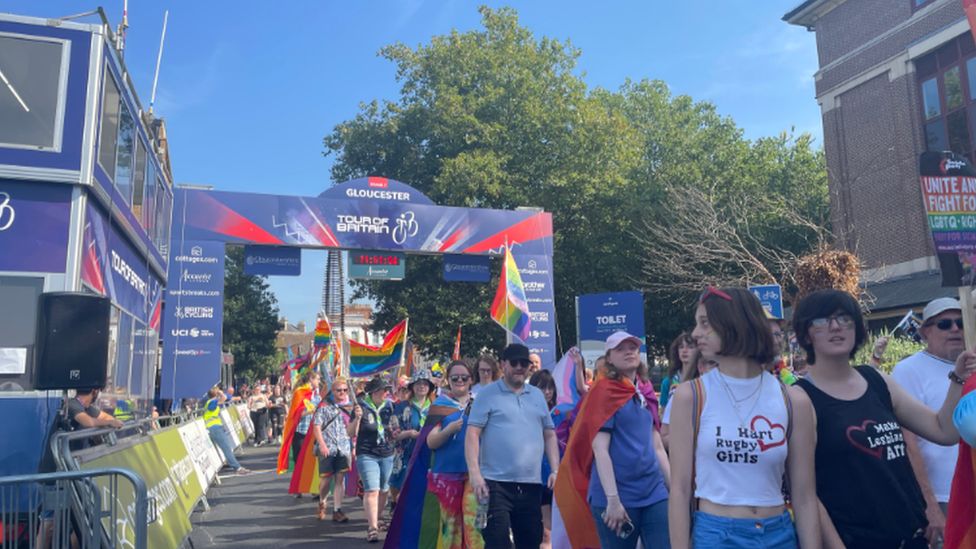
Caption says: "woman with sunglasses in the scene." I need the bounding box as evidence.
[792,289,976,548]
[472,355,499,397]
[668,287,820,549]
[426,360,484,549]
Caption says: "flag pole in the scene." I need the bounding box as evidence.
[504,238,512,345]
[401,317,410,373]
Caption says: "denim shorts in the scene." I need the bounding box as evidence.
[692,511,797,549]
[356,454,394,492]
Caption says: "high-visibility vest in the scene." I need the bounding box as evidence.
[204,398,222,428]
[113,399,135,421]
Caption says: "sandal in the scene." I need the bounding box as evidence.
[366,527,380,543]
[316,501,326,521]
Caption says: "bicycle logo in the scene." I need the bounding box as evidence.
[391,211,419,244]
[0,192,14,231]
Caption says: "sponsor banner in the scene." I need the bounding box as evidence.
[348,251,406,280]
[576,291,647,370]
[0,180,72,272]
[177,419,223,491]
[749,284,784,320]
[243,245,301,276]
[919,151,976,253]
[220,408,242,448]
[443,253,491,283]
[514,253,558,369]
[78,428,197,548]
[173,187,554,256]
[160,240,224,400]
[235,403,255,438]
[318,176,435,205]
[82,200,161,324]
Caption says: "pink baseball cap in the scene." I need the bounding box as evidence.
[605,331,642,351]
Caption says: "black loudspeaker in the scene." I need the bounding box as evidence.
[34,292,111,390]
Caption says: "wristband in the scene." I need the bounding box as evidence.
[949,371,967,386]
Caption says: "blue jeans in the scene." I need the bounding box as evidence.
[590,499,670,549]
[692,511,796,549]
[357,454,394,492]
[208,425,242,470]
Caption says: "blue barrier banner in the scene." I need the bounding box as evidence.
[443,254,491,283]
[515,254,557,369]
[576,291,647,369]
[0,180,72,272]
[160,240,225,400]
[243,245,301,276]
[82,200,161,325]
[749,284,784,320]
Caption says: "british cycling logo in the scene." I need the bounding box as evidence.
[0,192,14,231]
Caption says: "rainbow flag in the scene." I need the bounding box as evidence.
[489,246,531,342]
[289,418,320,494]
[314,316,332,348]
[276,384,312,474]
[348,319,408,378]
[946,376,976,548]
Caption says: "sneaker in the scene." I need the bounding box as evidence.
[366,527,379,543]
[333,509,349,523]
[235,467,251,475]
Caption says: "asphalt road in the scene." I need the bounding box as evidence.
[189,445,382,548]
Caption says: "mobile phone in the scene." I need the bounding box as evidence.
[618,520,634,538]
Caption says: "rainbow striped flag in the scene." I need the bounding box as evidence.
[313,316,333,348]
[490,246,531,342]
[348,319,408,378]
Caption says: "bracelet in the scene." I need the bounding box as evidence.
[949,371,967,386]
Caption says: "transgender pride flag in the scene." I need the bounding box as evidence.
[489,246,531,342]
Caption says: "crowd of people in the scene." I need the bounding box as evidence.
[64,286,954,548]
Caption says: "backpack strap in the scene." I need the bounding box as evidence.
[779,380,794,506]
[690,378,705,513]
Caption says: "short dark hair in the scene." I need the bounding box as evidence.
[529,369,557,409]
[699,287,775,364]
[792,289,866,364]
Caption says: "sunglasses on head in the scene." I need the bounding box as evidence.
[700,286,733,303]
[928,318,964,331]
[449,375,471,383]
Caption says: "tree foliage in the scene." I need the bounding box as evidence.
[223,247,280,380]
[325,6,829,354]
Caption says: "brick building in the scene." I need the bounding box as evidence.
[784,0,969,323]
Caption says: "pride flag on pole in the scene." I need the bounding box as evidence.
[348,319,409,378]
[452,325,462,361]
[489,246,531,341]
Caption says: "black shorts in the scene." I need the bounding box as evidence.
[318,454,350,477]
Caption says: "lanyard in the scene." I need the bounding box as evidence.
[364,396,388,442]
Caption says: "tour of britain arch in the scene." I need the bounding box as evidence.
[160,177,556,400]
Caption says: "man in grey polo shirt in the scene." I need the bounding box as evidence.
[466,343,559,549]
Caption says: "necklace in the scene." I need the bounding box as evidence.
[717,371,764,427]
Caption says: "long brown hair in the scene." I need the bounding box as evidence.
[667,332,694,378]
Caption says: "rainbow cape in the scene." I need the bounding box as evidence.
[553,377,635,549]
[384,396,465,549]
[276,384,313,474]
[489,246,531,342]
[349,319,408,378]
[946,376,976,549]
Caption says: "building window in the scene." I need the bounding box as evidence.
[115,100,136,205]
[916,33,976,161]
[0,276,43,392]
[132,139,146,222]
[97,72,121,181]
[0,34,67,150]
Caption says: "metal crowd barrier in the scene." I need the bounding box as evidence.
[0,468,148,549]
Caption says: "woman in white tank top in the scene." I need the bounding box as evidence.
[667,287,821,548]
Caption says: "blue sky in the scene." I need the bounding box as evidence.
[6,1,821,329]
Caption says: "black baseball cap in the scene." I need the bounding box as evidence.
[500,344,530,363]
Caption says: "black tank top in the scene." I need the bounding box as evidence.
[796,366,926,547]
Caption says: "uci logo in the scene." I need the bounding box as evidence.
[0,192,14,231]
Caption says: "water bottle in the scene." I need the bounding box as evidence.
[475,492,489,529]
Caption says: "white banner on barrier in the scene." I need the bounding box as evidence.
[235,403,255,438]
[220,408,241,448]
[178,420,223,490]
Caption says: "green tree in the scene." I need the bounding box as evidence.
[326,6,829,356]
[223,246,280,380]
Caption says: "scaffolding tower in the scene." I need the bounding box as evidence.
[321,249,345,334]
